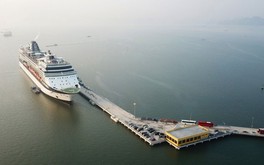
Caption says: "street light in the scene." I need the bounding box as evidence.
[133,102,136,118]
[251,117,254,128]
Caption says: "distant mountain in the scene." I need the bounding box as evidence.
[221,16,264,26]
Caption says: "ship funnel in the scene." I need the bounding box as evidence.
[30,41,40,52]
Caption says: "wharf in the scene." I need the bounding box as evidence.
[79,84,264,149]
[79,87,176,145]
[212,125,264,137]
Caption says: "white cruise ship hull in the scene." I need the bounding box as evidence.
[19,61,72,102]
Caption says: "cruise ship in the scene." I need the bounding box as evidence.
[19,41,80,102]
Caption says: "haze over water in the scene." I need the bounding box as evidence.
[1,1,264,164]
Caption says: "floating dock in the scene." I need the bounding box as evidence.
[79,83,264,150]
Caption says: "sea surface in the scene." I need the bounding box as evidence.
[1,25,264,165]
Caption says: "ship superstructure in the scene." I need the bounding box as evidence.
[19,41,80,101]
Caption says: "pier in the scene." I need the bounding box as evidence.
[79,87,176,145]
[79,83,264,150]
[212,125,264,137]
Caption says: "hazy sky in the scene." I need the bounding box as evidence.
[1,0,264,29]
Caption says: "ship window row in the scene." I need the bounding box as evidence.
[49,76,75,80]
[50,79,68,82]
[44,71,77,77]
[46,66,72,70]
[51,80,69,83]
[44,69,74,73]
[51,82,71,86]
[60,83,69,86]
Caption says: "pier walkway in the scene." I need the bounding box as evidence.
[79,84,263,149]
[79,87,176,145]
[212,125,264,137]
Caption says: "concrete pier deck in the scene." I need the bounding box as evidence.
[80,87,177,145]
[212,125,264,137]
[79,84,264,149]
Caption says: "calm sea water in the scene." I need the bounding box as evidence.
[1,25,264,164]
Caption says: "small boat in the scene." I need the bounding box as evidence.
[2,31,12,37]
[31,86,41,94]
[46,44,58,47]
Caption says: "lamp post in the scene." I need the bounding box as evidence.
[133,102,136,118]
[251,117,254,128]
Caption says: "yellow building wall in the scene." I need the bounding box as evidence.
[165,127,209,147]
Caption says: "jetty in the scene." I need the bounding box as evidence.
[79,83,264,150]
[79,87,176,145]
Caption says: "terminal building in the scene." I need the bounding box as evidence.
[165,125,209,149]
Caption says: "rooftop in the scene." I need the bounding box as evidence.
[167,125,208,139]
